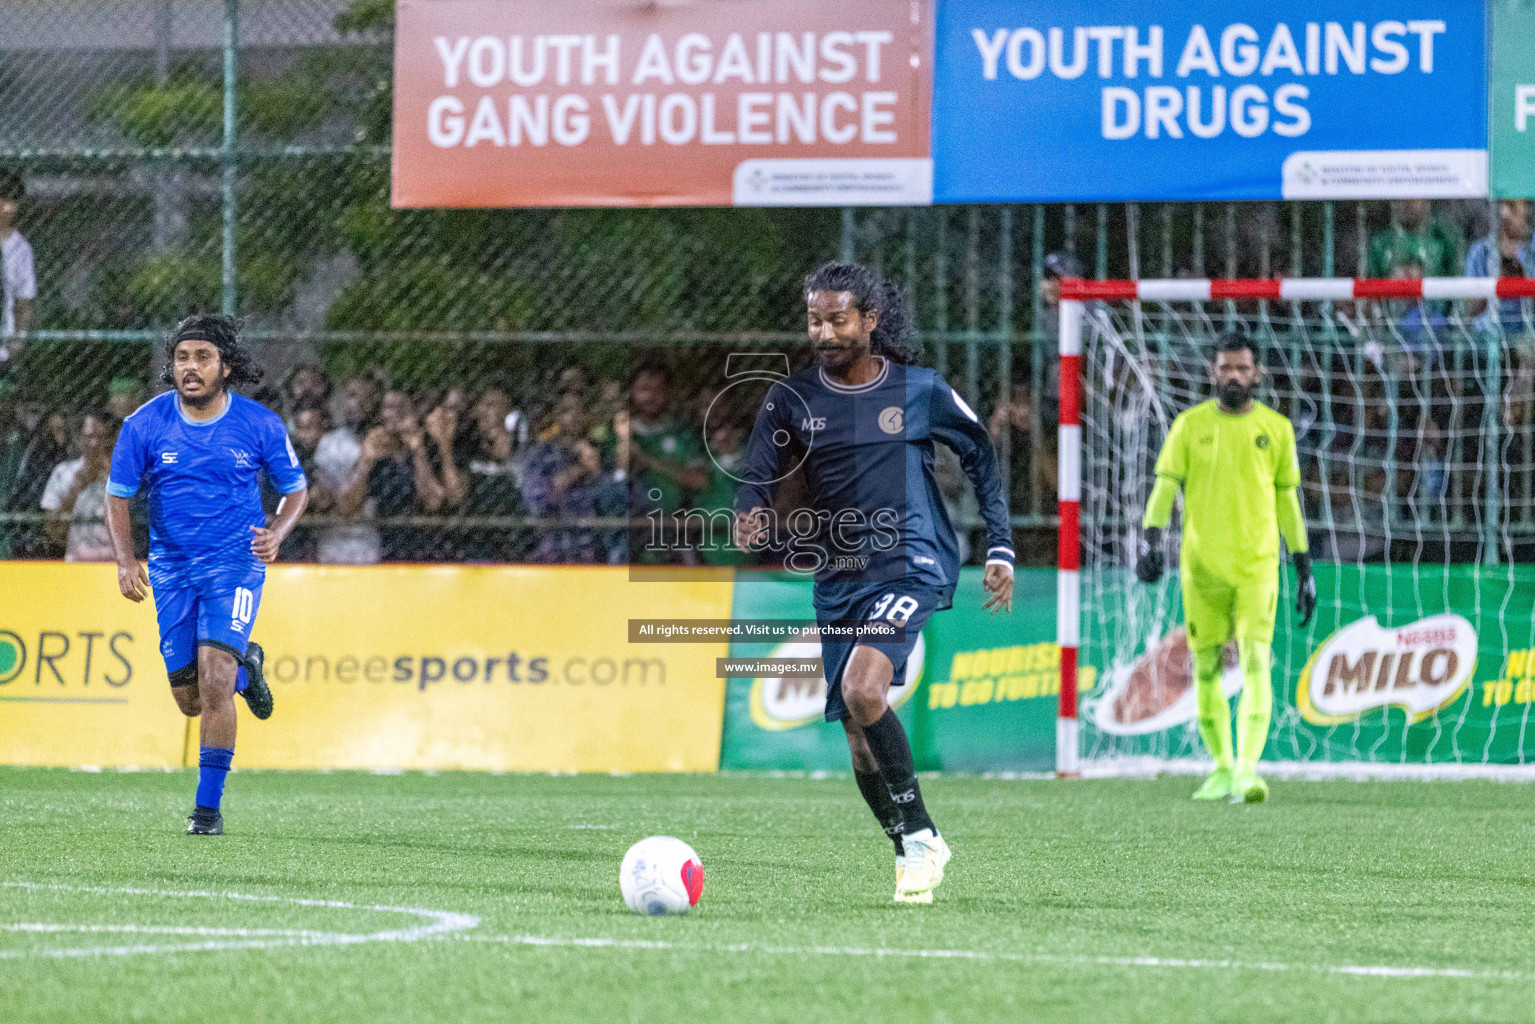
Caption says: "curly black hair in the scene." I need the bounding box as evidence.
[803,261,919,365]
[159,313,264,391]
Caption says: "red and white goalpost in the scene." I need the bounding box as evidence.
[1054,276,1535,779]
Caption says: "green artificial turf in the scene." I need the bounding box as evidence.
[1,768,1532,1024]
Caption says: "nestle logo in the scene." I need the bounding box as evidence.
[1397,628,1455,647]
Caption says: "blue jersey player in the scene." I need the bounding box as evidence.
[733,263,1014,904]
[105,315,309,835]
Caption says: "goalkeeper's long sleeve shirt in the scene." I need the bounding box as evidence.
[1141,400,1308,581]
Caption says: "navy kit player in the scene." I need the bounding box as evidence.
[733,263,1014,903]
[105,315,308,835]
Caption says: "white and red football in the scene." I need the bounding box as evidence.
[619,836,704,916]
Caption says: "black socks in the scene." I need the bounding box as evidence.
[861,709,936,836]
[854,769,905,855]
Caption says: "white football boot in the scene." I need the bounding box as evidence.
[893,853,931,904]
[896,829,950,899]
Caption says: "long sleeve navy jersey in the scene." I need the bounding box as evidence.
[732,357,1013,595]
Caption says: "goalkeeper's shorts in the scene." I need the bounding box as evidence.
[1180,560,1278,650]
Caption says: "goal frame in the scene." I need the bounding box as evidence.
[1054,276,1535,778]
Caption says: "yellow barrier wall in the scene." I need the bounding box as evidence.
[0,563,182,767]
[0,564,732,772]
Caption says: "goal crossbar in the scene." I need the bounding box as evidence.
[1059,276,1535,303]
[1054,277,1535,778]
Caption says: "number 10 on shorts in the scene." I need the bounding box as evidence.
[231,587,255,631]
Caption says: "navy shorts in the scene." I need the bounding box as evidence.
[154,577,263,674]
[814,585,949,723]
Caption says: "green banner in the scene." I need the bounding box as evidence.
[718,568,1058,772]
[1079,563,1535,766]
[1491,0,1535,197]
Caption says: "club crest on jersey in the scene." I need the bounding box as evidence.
[1255,434,1270,450]
[878,407,904,434]
[229,448,255,468]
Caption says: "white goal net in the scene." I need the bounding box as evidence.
[1069,284,1535,778]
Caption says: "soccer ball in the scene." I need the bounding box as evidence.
[619,836,704,916]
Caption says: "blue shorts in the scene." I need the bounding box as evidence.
[813,585,949,723]
[154,577,263,674]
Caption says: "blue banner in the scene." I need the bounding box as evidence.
[933,0,1488,202]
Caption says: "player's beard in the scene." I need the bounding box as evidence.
[1217,379,1255,411]
[814,340,866,376]
[177,375,226,410]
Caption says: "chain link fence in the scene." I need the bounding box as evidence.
[0,0,1526,566]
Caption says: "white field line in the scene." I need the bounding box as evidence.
[0,881,478,959]
[1079,756,1535,782]
[451,934,1535,983]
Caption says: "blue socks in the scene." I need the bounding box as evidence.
[196,746,234,812]
[234,665,249,694]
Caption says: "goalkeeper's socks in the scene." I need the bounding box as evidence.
[195,746,234,812]
[854,769,905,855]
[862,709,936,836]
[1193,646,1235,770]
[1235,641,1274,770]
[233,665,249,694]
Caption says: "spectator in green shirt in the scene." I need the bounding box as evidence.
[628,364,708,516]
[1368,199,1458,279]
[690,419,750,567]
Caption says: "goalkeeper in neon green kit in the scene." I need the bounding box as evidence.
[1136,331,1317,803]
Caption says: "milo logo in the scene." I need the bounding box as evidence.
[748,627,922,731]
[1298,614,1477,725]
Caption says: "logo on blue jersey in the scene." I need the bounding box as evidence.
[801,416,826,431]
[161,452,178,464]
[229,448,255,469]
[878,407,904,434]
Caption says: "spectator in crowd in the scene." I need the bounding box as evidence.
[1385,258,1446,373]
[522,390,601,563]
[0,383,62,556]
[1506,334,1535,431]
[262,400,330,561]
[250,380,285,414]
[44,407,69,454]
[336,389,457,561]
[1465,198,1534,335]
[988,381,1035,518]
[628,365,708,549]
[1407,420,1450,511]
[40,408,118,562]
[0,170,34,370]
[313,371,385,564]
[282,362,333,424]
[1037,250,1083,342]
[106,377,147,420]
[460,384,529,562]
[689,417,750,567]
[1368,199,1457,278]
[594,406,632,564]
[587,377,624,467]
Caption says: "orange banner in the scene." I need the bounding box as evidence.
[391,0,933,208]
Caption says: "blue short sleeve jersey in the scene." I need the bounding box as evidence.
[108,391,307,589]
